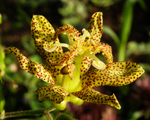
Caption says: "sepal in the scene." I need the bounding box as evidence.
[36,85,69,103]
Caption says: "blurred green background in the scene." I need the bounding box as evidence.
[0,0,150,120]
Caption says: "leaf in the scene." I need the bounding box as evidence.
[103,25,120,48]
[118,0,136,61]
[126,41,150,57]
[137,0,147,11]
[120,0,136,43]
[0,42,5,80]
[0,83,5,115]
[55,113,74,120]
[0,14,2,25]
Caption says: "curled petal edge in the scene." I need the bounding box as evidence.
[72,87,121,109]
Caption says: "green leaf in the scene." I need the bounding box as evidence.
[55,113,74,120]
[103,25,120,48]
[0,14,2,25]
[91,0,120,7]
[0,83,5,115]
[126,41,150,57]
[0,37,6,115]
[121,0,136,41]
[131,111,143,120]
[118,0,136,61]
[0,33,5,81]
[137,0,147,11]
[29,54,42,63]
[139,63,150,72]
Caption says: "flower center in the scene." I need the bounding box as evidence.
[45,29,106,92]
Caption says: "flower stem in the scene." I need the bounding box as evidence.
[1,106,56,119]
[118,0,135,61]
[44,110,53,120]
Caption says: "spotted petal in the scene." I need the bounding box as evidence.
[55,24,81,44]
[95,43,113,63]
[81,62,144,88]
[36,84,69,103]
[31,15,63,65]
[88,12,103,43]
[80,56,92,76]
[4,47,54,84]
[72,87,121,109]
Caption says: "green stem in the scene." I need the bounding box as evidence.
[1,107,56,119]
[118,40,127,61]
[44,110,53,120]
[118,0,135,61]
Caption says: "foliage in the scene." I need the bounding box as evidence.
[58,0,88,26]
[0,13,5,116]
[103,0,147,61]
[55,113,74,120]
[91,0,121,7]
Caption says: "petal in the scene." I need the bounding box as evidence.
[80,56,92,76]
[31,15,63,65]
[81,62,144,88]
[88,12,103,43]
[95,43,113,63]
[4,47,54,84]
[36,84,69,103]
[72,87,121,109]
[55,24,81,44]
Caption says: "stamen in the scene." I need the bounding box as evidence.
[92,60,106,70]
[83,52,106,70]
[45,46,57,52]
[52,43,69,48]
[44,43,69,52]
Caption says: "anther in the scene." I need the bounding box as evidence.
[83,52,106,70]
[92,60,106,70]
[44,43,69,52]
[45,46,57,52]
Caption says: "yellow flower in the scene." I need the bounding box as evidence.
[5,12,144,110]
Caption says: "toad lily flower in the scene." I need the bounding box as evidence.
[4,12,144,110]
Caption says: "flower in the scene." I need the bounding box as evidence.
[4,12,144,110]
